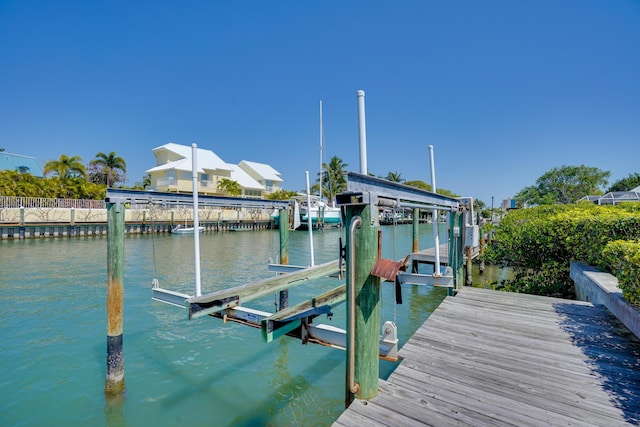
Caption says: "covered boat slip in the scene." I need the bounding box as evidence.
[334,287,640,426]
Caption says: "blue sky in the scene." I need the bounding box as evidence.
[1,1,638,206]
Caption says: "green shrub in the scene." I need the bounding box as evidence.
[487,203,640,300]
[602,240,640,304]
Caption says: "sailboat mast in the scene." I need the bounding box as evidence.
[319,100,323,199]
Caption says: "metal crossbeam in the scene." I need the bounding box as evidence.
[261,284,347,343]
[397,270,455,288]
[105,188,289,210]
[336,172,459,211]
[187,260,341,320]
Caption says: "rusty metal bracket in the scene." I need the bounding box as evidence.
[370,230,410,282]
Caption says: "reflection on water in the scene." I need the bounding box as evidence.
[471,264,515,289]
[0,224,447,426]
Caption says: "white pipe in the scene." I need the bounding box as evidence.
[192,143,202,296]
[305,171,315,267]
[319,100,323,199]
[348,215,362,395]
[429,145,441,276]
[357,90,367,175]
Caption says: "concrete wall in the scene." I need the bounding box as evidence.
[0,206,274,224]
[570,261,640,339]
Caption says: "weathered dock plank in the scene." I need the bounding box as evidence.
[334,287,640,426]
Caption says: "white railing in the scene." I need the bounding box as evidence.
[0,196,105,209]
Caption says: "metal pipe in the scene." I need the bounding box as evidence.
[305,171,315,266]
[357,90,367,175]
[319,100,324,199]
[429,145,441,276]
[348,215,362,395]
[192,143,202,296]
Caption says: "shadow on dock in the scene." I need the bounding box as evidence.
[555,302,640,425]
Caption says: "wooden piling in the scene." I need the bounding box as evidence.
[345,203,380,405]
[278,208,289,311]
[465,245,473,286]
[479,230,485,274]
[412,207,419,253]
[105,200,125,395]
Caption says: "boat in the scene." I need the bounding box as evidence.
[171,224,204,234]
[294,194,342,229]
[294,100,342,230]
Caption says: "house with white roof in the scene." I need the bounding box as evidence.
[238,160,283,195]
[146,143,233,195]
[228,164,265,198]
[146,143,280,198]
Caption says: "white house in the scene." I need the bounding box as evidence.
[238,160,283,195]
[146,143,233,195]
[146,143,281,198]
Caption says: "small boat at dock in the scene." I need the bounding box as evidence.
[171,224,204,234]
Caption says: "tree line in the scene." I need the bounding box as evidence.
[0,151,135,199]
[43,152,128,187]
[514,165,640,207]
[3,149,638,207]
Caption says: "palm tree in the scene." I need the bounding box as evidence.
[385,171,404,183]
[142,174,151,189]
[90,151,127,187]
[43,154,86,180]
[217,178,241,196]
[322,156,348,205]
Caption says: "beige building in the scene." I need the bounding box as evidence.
[146,143,282,198]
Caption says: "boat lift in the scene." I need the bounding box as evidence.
[103,93,471,400]
[107,166,463,365]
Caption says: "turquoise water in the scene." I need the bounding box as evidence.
[0,225,448,427]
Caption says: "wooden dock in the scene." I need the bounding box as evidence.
[334,287,640,426]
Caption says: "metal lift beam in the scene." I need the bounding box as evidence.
[261,284,347,343]
[337,172,459,211]
[105,188,290,210]
[187,259,341,320]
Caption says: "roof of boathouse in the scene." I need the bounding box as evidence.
[146,143,232,174]
[0,151,43,177]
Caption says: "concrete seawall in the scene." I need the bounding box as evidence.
[570,261,640,339]
[0,206,275,239]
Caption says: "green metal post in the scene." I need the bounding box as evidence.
[345,203,380,405]
[278,208,289,310]
[448,211,464,295]
[105,200,125,395]
[412,207,419,253]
